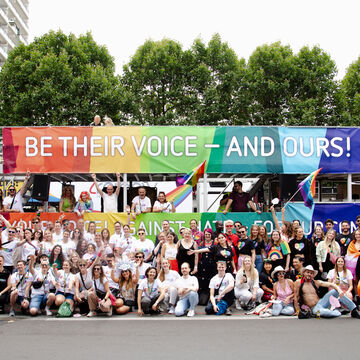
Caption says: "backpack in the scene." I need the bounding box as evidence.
[57,302,72,317]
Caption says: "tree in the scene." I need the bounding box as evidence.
[0,31,122,126]
[287,45,343,126]
[342,56,360,125]
[120,39,190,125]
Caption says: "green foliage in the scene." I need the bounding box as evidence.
[342,57,360,125]
[0,31,121,126]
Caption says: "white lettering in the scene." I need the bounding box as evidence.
[111,136,124,156]
[148,136,162,156]
[283,137,297,157]
[132,136,147,156]
[261,137,274,156]
[90,136,102,157]
[330,137,344,157]
[299,137,314,157]
[58,136,72,156]
[74,136,88,157]
[170,136,183,157]
[226,136,242,157]
[316,137,330,157]
[185,136,197,157]
[244,136,257,156]
[25,137,38,157]
[40,136,52,157]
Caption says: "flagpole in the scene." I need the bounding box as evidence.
[283,186,302,209]
[206,178,235,212]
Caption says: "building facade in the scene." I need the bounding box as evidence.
[0,0,29,67]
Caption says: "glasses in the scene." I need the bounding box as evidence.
[138,233,145,235]
[225,225,233,228]
[240,231,246,234]
[277,272,285,276]
[235,225,241,228]
[8,231,16,234]
[63,223,69,226]
[41,264,48,267]
[32,221,40,224]
[94,267,101,271]
[9,189,15,191]
[79,264,86,267]
[135,256,144,259]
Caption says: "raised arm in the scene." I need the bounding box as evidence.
[19,170,31,197]
[91,173,104,197]
[115,173,121,196]
[270,205,281,231]
[0,214,11,228]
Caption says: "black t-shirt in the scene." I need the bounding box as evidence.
[235,238,254,257]
[259,270,273,290]
[336,232,352,256]
[0,268,10,292]
[252,239,265,255]
[209,244,234,273]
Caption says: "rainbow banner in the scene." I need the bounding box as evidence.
[298,168,322,208]
[2,126,360,174]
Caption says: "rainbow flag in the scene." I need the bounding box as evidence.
[298,168,322,209]
[166,161,206,207]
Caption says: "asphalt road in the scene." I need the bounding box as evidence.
[0,315,358,360]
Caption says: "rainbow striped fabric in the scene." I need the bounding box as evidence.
[298,168,322,209]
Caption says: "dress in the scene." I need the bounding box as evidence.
[177,240,195,272]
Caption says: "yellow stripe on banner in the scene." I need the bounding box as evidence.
[84,213,131,235]
[89,127,142,173]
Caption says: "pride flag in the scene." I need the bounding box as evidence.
[298,168,322,209]
[166,161,206,207]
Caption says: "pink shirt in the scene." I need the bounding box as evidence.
[276,280,293,302]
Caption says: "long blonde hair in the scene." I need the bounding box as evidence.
[240,255,257,281]
[323,229,338,253]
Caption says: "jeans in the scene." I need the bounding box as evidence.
[272,301,294,316]
[312,289,356,318]
[254,255,263,275]
[175,291,199,316]
[30,294,48,310]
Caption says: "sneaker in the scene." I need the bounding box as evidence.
[106,308,113,317]
[187,310,195,317]
[87,311,97,317]
[45,307,52,316]
[168,306,175,314]
[225,308,232,316]
[235,300,242,310]
[9,310,15,317]
[351,308,360,319]
[247,302,256,312]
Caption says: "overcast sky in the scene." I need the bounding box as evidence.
[29,0,360,79]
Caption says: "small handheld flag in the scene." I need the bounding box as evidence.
[298,168,322,209]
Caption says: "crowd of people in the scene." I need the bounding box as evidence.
[1,203,360,319]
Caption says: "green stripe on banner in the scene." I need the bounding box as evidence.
[133,212,275,241]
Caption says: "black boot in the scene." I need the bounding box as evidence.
[351,308,360,319]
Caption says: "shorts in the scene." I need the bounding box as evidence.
[16,295,26,305]
[30,294,48,309]
[55,291,74,301]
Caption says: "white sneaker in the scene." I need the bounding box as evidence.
[87,311,97,317]
[45,307,52,316]
[106,308,113,317]
[169,306,175,314]
[9,309,15,317]
[187,310,195,317]
[235,300,242,310]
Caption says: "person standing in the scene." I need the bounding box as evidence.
[92,173,121,213]
[3,171,31,213]
[131,187,152,217]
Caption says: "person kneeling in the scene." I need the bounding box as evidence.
[205,261,234,316]
[174,262,199,317]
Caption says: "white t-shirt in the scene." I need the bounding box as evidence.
[103,265,119,289]
[137,262,151,280]
[115,236,136,255]
[52,232,63,243]
[110,233,122,247]
[41,242,54,257]
[131,239,154,260]
[21,241,40,261]
[84,232,95,244]
[132,196,151,213]
[58,240,76,260]
[10,271,32,296]
[76,269,93,291]
[92,276,108,293]
[153,200,172,213]
[102,193,118,213]
[160,270,180,287]
[31,269,54,296]
[138,278,162,299]
[175,276,199,299]
[57,270,76,294]
[209,273,234,300]
[0,239,18,266]
[327,269,353,287]
[3,192,23,212]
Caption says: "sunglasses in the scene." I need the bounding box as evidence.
[79,264,86,267]
[138,233,145,235]
[8,231,16,234]
[277,272,285,276]
[32,221,40,224]
[9,189,15,191]
[94,267,101,271]
[225,225,233,228]
[135,256,144,259]
[240,231,246,234]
